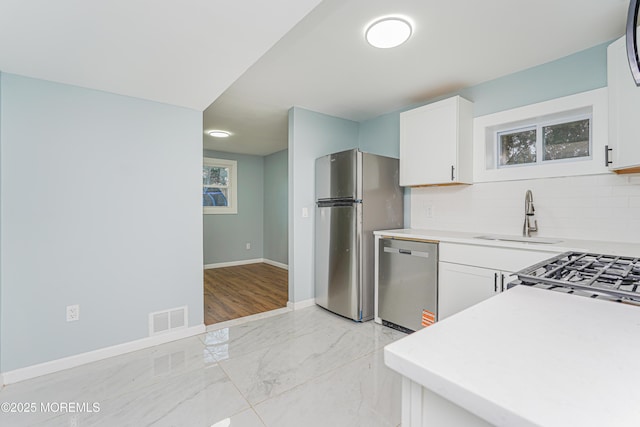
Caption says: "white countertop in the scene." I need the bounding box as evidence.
[384,286,640,427]
[374,228,640,257]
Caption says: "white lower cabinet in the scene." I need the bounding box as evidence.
[401,378,493,427]
[437,242,560,319]
[439,262,509,320]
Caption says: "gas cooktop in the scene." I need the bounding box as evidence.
[512,251,640,304]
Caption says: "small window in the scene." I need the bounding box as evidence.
[203,158,237,214]
[473,88,607,183]
[496,115,591,169]
[542,119,590,161]
[498,127,537,167]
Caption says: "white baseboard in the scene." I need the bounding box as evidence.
[287,298,316,310]
[262,259,289,270]
[1,324,206,386]
[204,258,264,269]
[205,258,288,270]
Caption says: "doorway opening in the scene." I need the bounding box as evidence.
[202,149,289,326]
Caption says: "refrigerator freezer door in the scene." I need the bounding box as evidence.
[315,203,360,320]
[315,149,359,200]
[378,238,438,332]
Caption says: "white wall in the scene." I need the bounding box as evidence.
[410,174,640,243]
[406,42,640,244]
[0,73,203,372]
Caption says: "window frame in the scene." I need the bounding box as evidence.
[473,88,609,183]
[495,113,593,169]
[203,157,237,215]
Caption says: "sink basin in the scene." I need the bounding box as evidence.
[474,234,563,244]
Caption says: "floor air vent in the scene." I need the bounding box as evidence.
[149,306,187,336]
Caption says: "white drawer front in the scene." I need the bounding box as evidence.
[439,242,561,273]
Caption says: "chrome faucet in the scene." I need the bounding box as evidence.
[523,190,538,237]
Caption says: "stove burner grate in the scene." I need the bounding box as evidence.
[514,252,640,302]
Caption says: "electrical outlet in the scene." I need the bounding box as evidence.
[66,304,80,322]
[425,206,434,218]
[245,242,251,250]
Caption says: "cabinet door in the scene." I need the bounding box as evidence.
[608,36,640,171]
[438,262,499,320]
[400,99,458,186]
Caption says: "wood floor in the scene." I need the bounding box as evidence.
[204,263,288,325]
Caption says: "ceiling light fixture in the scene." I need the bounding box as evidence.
[365,17,412,49]
[208,130,231,138]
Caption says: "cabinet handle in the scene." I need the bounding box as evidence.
[494,273,497,292]
[605,145,613,167]
[451,165,455,181]
[500,274,505,292]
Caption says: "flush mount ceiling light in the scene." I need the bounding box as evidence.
[365,17,412,49]
[207,130,231,138]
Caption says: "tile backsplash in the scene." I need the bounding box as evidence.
[410,173,640,244]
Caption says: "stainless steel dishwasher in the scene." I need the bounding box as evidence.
[378,237,438,332]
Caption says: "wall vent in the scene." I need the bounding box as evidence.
[149,306,188,336]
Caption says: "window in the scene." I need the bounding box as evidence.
[496,116,591,168]
[498,127,537,166]
[203,157,237,214]
[472,88,608,183]
[542,119,590,161]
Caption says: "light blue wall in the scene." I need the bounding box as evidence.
[203,150,264,265]
[358,112,400,158]
[289,41,610,305]
[264,149,288,265]
[288,107,359,302]
[356,41,610,157]
[460,41,609,116]
[357,41,609,233]
[0,73,203,372]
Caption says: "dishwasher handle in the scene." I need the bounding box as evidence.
[383,246,430,258]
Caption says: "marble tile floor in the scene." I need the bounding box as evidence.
[0,306,406,427]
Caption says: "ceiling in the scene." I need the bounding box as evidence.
[0,1,629,157]
[203,0,629,156]
[0,0,322,111]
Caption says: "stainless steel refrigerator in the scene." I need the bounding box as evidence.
[315,149,404,321]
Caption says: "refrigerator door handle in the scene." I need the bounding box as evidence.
[316,200,356,208]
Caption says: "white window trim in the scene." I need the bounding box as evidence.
[473,87,610,183]
[203,157,237,215]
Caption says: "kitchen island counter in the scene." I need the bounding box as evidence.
[384,285,640,427]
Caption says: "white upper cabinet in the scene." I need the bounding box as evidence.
[607,35,640,173]
[399,96,473,186]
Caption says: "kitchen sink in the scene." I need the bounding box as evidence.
[474,234,563,244]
